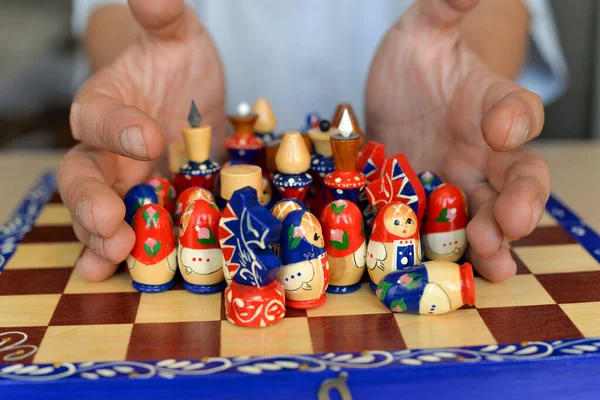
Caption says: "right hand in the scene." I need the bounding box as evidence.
[58,0,226,281]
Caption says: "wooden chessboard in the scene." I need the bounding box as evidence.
[1,172,600,399]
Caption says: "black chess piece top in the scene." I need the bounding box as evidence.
[319,119,331,132]
[188,100,202,128]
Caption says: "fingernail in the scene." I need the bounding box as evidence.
[508,115,528,148]
[76,200,96,233]
[89,234,105,258]
[530,200,543,232]
[120,126,148,158]
[501,236,512,250]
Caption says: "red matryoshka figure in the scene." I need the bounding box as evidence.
[173,187,215,235]
[147,176,177,216]
[178,199,226,294]
[320,200,367,294]
[422,184,469,262]
[366,202,422,292]
[126,204,177,292]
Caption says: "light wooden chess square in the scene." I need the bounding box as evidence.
[34,204,72,226]
[537,212,558,227]
[306,284,390,318]
[474,275,555,308]
[220,317,312,357]
[0,294,61,327]
[64,268,137,294]
[560,302,600,338]
[5,242,83,270]
[394,309,496,349]
[513,243,600,274]
[34,324,133,363]
[135,290,221,323]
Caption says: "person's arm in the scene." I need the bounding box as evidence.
[85,4,142,71]
[461,0,530,79]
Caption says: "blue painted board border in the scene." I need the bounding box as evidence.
[1,171,600,398]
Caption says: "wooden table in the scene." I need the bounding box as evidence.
[2,141,599,230]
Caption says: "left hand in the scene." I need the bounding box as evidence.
[365,0,550,282]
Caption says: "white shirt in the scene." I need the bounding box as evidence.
[72,0,568,131]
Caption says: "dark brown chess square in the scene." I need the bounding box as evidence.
[308,314,406,353]
[21,226,78,244]
[49,293,141,326]
[0,268,72,295]
[478,304,583,343]
[49,192,63,204]
[536,271,600,304]
[126,321,221,361]
[511,226,576,247]
[0,326,47,364]
[512,250,531,275]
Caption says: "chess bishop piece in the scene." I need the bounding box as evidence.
[124,183,159,226]
[324,110,366,203]
[126,204,177,292]
[419,170,444,199]
[279,209,330,309]
[366,202,422,291]
[178,199,226,294]
[218,166,286,327]
[272,131,313,201]
[146,176,177,216]
[225,102,264,164]
[422,184,469,262]
[307,119,338,216]
[320,200,366,294]
[376,261,475,315]
[173,101,221,195]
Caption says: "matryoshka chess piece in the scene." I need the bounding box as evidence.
[178,199,225,294]
[279,209,330,309]
[124,183,159,226]
[272,131,313,201]
[376,261,475,315]
[126,204,177,292]
[418,170,444,199]
[422,184,469,262]
[173,187,216,231]
[320,200,366,294]
[146,176,177,216]
[366,202,422,291]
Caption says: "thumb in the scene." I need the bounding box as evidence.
[127,0,203,40]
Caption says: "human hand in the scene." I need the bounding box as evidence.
[365,0,550,281]
[58,0,226,281]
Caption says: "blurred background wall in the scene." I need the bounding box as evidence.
[0,0,598,150]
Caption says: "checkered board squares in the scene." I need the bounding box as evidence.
[0,193,599,366]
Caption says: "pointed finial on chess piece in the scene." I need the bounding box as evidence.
[338,109,353,138]
[188,100,202,128]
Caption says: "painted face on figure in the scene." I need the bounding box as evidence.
[301,213,325,248]
[383,203,418,238]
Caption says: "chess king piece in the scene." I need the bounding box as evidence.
[146,176,177,216]
[366,154,426,226]
[217,164,265,284]
[124,183,159,226]
[320,200,366,294]
[173,101,221,195]
[272,131,313,201]
[418,170,444,199]
[376,261,475,315]
[178,199,226,294]
[225,102,264,164]
[422,184,469,262]
[366,202,422,291]
[323,110,366,203]
[307,119,338,216]
[126,204,177,292]
[219,182,286,327]
[279,209,330,309]
[331,103,364,146]
[356,141,386,235]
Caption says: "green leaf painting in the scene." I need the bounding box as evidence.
[167,187,176,201]
[329,231,349,251]
[197,229,216,246]
[377,281,393,301]
[144,241,162,257]
[143,209,160,228]
[330,202,346,216]
[390,298,407,312]
[435,208,449,223]
[288,225,302,250]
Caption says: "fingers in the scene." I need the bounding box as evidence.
[70,87,163,160]
[465,183,505,259]
[481,78,545,151]
[468,248,516,283]
[73,219,135,264]
[486,149,551,239]
[127,0,202,40]
[407,0,481,31]
[76,248,122,283]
